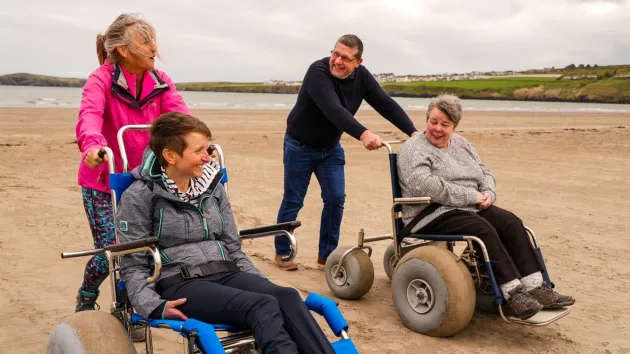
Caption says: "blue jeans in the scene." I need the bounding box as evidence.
[275,134,345,259]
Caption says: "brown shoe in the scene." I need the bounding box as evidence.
[507,285,543,320]
[316,256,326,270]
[528,282,575,309]
[275,254,298,271]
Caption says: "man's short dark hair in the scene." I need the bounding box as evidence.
[149,112,212,167]
[336,34,363,59]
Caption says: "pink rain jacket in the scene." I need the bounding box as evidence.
[76,60,190,193]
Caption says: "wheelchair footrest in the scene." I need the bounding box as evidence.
[507,306,572,326]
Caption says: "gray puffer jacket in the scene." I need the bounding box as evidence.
[117,150,264,319]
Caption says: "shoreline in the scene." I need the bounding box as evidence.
[1,106,630,114]
[3,82,630,104]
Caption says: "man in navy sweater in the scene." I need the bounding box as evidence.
[275,34,418,270]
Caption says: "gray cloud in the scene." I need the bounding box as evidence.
[0,0,628,82]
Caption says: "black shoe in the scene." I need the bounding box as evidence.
[507,285,543,320]
[528,282,575,309]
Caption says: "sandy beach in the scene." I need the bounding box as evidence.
[0,107,628,354]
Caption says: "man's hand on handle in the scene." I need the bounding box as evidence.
[84,147,108,168]
[360,130,383,151]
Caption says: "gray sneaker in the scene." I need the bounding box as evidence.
[131,326,147,342]
[507,285,543,320]
[528,282,575,309]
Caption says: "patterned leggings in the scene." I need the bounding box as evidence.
[80,187,116,293]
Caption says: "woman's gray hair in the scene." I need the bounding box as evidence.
[426,94,463,126]
[96,13,159,65]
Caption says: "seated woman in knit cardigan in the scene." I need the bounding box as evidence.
[396,94,575,320]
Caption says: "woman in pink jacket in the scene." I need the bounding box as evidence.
[75,13,189,313]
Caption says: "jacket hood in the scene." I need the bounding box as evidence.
[132,147,162,182]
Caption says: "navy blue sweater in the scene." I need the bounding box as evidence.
[286,57,417,148]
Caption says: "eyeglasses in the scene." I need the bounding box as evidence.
[330,50,357,63]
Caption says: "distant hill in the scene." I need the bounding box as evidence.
[177,82,298,94]
[0,73,86,87]
[525,64,630,79]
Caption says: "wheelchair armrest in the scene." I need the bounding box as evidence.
[104,236,160,253]
[61,236,160,259]
[393,197,431,204]
[239,221,301,237]
[305,292,349,337]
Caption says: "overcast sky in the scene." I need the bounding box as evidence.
[1,0,628,82]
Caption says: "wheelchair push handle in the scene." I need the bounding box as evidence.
[382,140,405,154]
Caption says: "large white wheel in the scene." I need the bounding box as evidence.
[392,246,476,337]
[46,310,136,354]
[325,247,375,300]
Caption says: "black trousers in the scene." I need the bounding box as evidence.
[159,271,335,354]
[419,205,543,285]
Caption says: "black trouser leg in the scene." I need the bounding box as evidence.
[477,205,544,278]
[160,276,298,354]
[420,209,521,284]
[160,272,336,354]
[220,272,336,354]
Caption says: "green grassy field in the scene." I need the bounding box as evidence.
[380,77,630,103]
[383,77,558,90]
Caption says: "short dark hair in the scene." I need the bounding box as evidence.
[149,112,212,167]
[336,34,363,59]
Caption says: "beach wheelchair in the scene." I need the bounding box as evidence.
[324,140,572,337]
[47,125,360,354]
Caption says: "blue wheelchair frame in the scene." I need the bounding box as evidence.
[328,140,570,328]
[60,125,360,354]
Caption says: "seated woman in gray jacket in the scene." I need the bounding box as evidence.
[397,94,574,321]
[117,112,335,354]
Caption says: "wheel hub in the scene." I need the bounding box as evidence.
[407,279,435,314]
[389,255,396,270]
[331,265,347,286]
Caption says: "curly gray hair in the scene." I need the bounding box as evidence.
[426,94,463,126]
